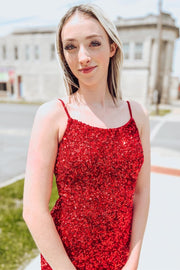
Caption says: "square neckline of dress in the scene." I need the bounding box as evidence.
[58,98,134,131]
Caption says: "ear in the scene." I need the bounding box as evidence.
[110,42,117,57]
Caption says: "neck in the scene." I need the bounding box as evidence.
[75,82,114,108]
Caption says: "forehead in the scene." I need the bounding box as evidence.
[61,13,108,41]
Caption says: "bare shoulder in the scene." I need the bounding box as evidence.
[35,99,61,118]
[32,97,69,143]
[129,100,148,117]
[34,98,68,124]
[128,100,149,134]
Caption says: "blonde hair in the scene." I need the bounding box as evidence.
[56,4,123,102]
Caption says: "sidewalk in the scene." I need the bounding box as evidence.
[23,146,180,270]
[138,171,180,270]
[24,256,41,270]
[151,147,180,175]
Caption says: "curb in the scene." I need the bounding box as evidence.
[0,173,25,188]
[151,165,180,177]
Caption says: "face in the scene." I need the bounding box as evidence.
[61,12,117,88]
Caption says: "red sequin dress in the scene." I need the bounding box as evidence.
[41,99,144,270]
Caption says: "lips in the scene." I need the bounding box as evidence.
[78,66,97,74]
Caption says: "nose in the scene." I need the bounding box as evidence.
[78,46,91,65]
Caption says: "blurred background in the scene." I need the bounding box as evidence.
[0,0,180,269]
[0,0,180,104]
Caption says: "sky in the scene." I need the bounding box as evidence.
[0,0,180,78]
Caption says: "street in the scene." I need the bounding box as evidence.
[150,112,180,151]
[0,103,39,184]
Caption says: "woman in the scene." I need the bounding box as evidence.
[23,4,150,270]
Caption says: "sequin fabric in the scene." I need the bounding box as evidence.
[41,99,144,270]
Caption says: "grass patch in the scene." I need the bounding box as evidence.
[150,109,171,116]
[0,177,58,270]
[0,100,43,105]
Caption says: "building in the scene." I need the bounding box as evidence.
[0,12,179,104]
[0,26,65,102]
[115,12,179,104]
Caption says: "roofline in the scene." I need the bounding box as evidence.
[116,24,180,38]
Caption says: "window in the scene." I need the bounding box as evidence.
[2,45,7,60]
[34,45,40,60]
[0,83,7,91]
[134,42,143,60]
[123,42,130,60]
[14,46,18,60]
[50,44,55,60]
[25,45,30,60]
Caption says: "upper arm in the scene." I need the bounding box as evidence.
[131,101,151,195]
[23,101,60,213]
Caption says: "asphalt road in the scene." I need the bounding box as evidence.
[0,103,180,185]
[151,120,180,151]
[0,103,39,184]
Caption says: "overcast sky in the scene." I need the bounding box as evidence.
[0,0,180,78]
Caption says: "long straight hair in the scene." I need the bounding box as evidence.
[56,4,124,103]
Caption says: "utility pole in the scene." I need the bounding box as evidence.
[154,0,163,115]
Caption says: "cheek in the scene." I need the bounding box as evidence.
[64,53,76,69]
[97,52,110,66]
[95,46,111,63]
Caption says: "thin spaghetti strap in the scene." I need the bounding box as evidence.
[126,101,132,119]
[58,98,71,119]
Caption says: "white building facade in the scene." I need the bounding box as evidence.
[116,12,179,104]
[0,27,65,102]
[0,13,179,104]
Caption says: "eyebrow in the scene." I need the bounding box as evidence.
[63,34,103,42]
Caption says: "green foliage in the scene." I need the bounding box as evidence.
[0,177,58,270]
[150,109,171,116]
[49,176,59,211]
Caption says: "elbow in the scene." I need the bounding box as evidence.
[23,203,50,227]
[23,205,33,226]
[23,207,41,231]
[23,202,39,226]
[134,188,150,208]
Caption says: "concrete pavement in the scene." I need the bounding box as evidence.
[24,256,41,270]
[138,172,180,270]
[23,145,180,270]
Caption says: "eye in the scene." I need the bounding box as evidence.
[90,40,101,47]
[64,44,76,51]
